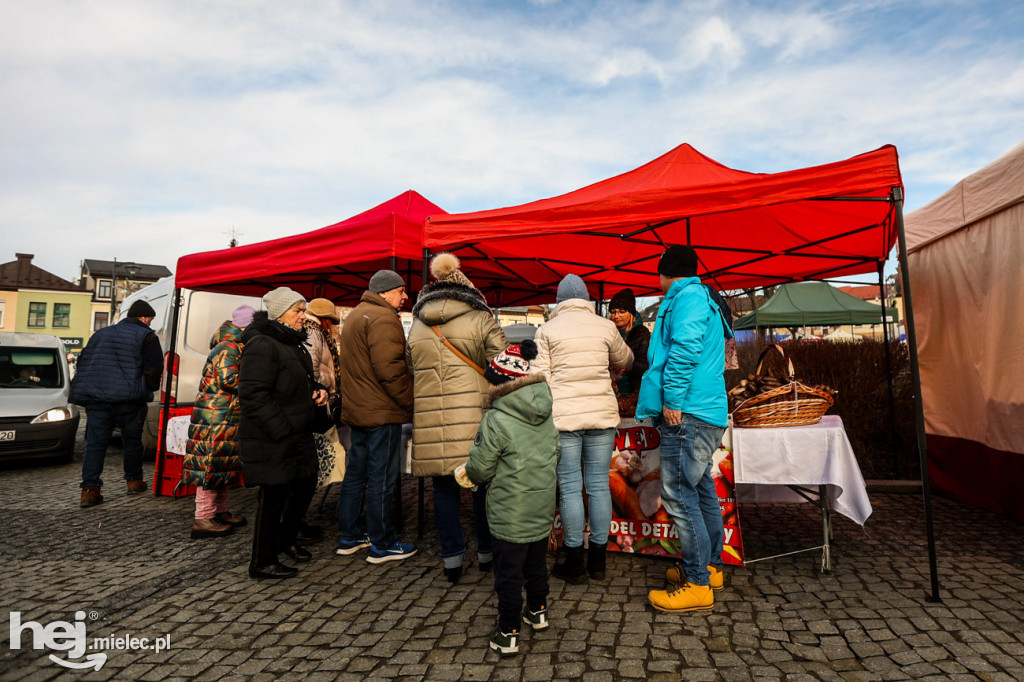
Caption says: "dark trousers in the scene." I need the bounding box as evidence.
[493,537,549,632]
[81,403,147,488]
[432,475,493,566]
[250,479,312,569]
[337,423,402,548]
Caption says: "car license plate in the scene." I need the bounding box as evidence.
[0,430,14,441]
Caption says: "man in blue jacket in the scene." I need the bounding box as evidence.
[636,245,727,612]
[70,300,163,507]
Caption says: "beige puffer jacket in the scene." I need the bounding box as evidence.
[533,298,634,432]
[407,281,507,476]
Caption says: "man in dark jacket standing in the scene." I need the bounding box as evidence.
[70,300,163,507]
[336,270,417,563]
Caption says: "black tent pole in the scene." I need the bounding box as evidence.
[892,187,941,603]
[878,262,898,478]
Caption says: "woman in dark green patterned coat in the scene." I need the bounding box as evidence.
[183,305,255,538]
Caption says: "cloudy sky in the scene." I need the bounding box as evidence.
[2,0,1022,283]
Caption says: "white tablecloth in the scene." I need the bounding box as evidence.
[166,415,191,456]
[730,415,872,525]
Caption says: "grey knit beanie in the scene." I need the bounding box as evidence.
[262,287,305,321]
[555,274,589,303]
[369,269,405,294]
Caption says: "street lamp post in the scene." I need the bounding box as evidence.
[108,259,140,323]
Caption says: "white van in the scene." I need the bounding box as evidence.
[0,332,81,463]
[118,277,262,452]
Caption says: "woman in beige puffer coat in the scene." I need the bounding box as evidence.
[407,253,507,583]
[533,273,633,584]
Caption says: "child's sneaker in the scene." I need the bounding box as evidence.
[336,535,372,556]
[488,627,519,656]
[366,541,418,564]
[521,604,549,630]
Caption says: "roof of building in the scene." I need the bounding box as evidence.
[0,253,86,292]
[836,285,882,301]
[81,259,172,280]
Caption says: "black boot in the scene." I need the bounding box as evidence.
[552,545,588,584]
[587,542,607,580]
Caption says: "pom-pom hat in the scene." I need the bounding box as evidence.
[430,252,475,288]
[485,340,538,386]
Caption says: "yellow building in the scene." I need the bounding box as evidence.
[0,253,93,354]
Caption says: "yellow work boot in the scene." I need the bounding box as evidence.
[648,582,714,613]
[665,563,724,591]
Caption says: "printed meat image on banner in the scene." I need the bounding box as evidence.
[551,418,744,566]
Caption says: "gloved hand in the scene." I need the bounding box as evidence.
[454,464,475,489]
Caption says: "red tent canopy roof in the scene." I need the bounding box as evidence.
[175,190,444,301]
[174,190,551,306]
[425,144,904,294]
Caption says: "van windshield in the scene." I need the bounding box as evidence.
[0,347,64,389]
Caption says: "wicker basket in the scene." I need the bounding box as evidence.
[731,344,834,428]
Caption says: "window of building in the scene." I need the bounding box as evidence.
[98,279,112,299]
[0,300,5,328]
[53,303,71,328]
[93,311,109,331]
[28,302,47,327]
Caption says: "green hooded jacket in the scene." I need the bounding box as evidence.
[465,373,561,544]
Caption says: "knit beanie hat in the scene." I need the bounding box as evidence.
[126,299,156,318]
[608,288,638,316]
[369,269,405,294]
[658,245,699,278]
[307,298,340,323]
[485,340,538,386]
[430,252,475,288]
[232,304,256,328]
[262,287,305,321]
[555,274,589,303]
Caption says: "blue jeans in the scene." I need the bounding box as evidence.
[432,475,493,569]
[81,403,147,488]
[556,428,616,548]
[337,423,402,549]
[658,414,726,586]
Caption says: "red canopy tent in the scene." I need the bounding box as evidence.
[174,190,538,305]
[425,143,942,602]
[425,144,903,300]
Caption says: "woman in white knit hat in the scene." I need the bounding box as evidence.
[239,287,328,579]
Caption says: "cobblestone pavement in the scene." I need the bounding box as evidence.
[1,423,1022,681]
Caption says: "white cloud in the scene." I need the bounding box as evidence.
[1,0,1022,278]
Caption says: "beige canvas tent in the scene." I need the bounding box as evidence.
[905,141,1024,523]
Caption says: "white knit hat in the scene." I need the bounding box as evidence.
[262,287,305,320]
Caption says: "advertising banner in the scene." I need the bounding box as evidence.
[552,418,744,565]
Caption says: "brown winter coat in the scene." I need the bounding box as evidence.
[407,281,507,476]
[338,291,414,427]
[532,298,634,432]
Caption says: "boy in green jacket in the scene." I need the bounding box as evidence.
[455,340,560,656]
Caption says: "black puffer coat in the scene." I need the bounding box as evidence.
[238,312,319,486]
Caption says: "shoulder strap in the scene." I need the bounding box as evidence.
[432,326,486,376]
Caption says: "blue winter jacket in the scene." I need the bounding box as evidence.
[635,277,727,427]
[70,319,161,405]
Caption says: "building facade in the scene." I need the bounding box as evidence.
[0,254,93,354]
[78,259,172,332]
